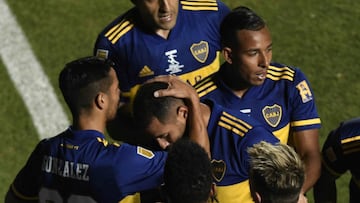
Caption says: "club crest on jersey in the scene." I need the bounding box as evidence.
[262,104,282,128]
[296,80,313,103]
[211,159,226,182]
[190,41,209,63]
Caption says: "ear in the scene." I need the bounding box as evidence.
[222,47,233,64]
[177,105,188,120]
[95,93,106,110]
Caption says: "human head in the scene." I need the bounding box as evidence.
[220,6,272,89]
[59,56,120,121]
[132,81,188,149]
[131,0,179,35]
[247,141,305,203]
[164,139,215,203]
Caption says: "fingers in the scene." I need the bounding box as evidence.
[145,75,175,84]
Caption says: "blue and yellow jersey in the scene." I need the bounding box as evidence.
[9,128,166,203]
[195,62,321,144]
[206,100,279,203]
[94,0,230,104]
[322,117,360,184]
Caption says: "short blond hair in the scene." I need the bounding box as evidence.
[248,141,305,203]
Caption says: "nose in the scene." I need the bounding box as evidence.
[159,0,170,11]
[157,138,170,150]
[259,51,271,69]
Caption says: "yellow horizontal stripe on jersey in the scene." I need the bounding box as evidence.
[111,24,134,44]
[194,74,212,88]
[222,112,252,129]
[195,79,214,92]
[218,121,245,137]
[266,74,294,81]
[267,69,294,77]
[107,20,130,40]
[268,65,295,74]
[341,135,360,144]
[11,184,39,201]
[198,84,216,98]
[220,116,249,134]
[182,5,218,11]
[105,23,121,37]
[216,180,252,203]
[180,1,218,6]
[291,118,321,127]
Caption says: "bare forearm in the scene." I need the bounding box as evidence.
[187,96,210,156]
[301,152,321,193]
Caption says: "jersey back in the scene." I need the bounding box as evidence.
[10,128,166,203]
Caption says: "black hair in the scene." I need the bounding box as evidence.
[59,56,115,115]
[164,139,213,203]
[220,6,266,48]
[132,81,182,129]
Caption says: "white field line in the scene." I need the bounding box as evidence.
[0,0,69,140]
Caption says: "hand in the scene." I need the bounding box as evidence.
[145,75,198,101]
[297,193,308,203]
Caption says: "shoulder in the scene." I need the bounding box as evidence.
[179,0,228,11]
[267,62,310,83]
[211,102,256,136]
[96,8,137,44]
[179,0,230,15]
[112,144,167,163]
[194,72,219,97]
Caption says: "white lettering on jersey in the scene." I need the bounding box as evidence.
[42,155,90,181]
[165,49,184,74]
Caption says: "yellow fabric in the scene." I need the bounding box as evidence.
[216,180,254,203]
[119,193,141,203]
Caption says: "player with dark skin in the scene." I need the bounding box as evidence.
[194,7,321,203]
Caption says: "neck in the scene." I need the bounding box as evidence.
[219,63,251,98]
[72,113,106,134]
[155,29,171,39]
[201,103,211,126]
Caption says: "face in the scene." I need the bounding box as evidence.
[106,68,121,120]
[226,26,272,87]
[135,0,179,33]
[146,116,186,150]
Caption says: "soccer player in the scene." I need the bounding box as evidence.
[314,117,360,203]
[164,139,216,203]
[248,141,305,203]
[93,0,230,143]
[194,6,322,199]
[5,57,167,203]
[132,75,279,203]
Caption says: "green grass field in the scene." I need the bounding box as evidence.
[2,0,359,202]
